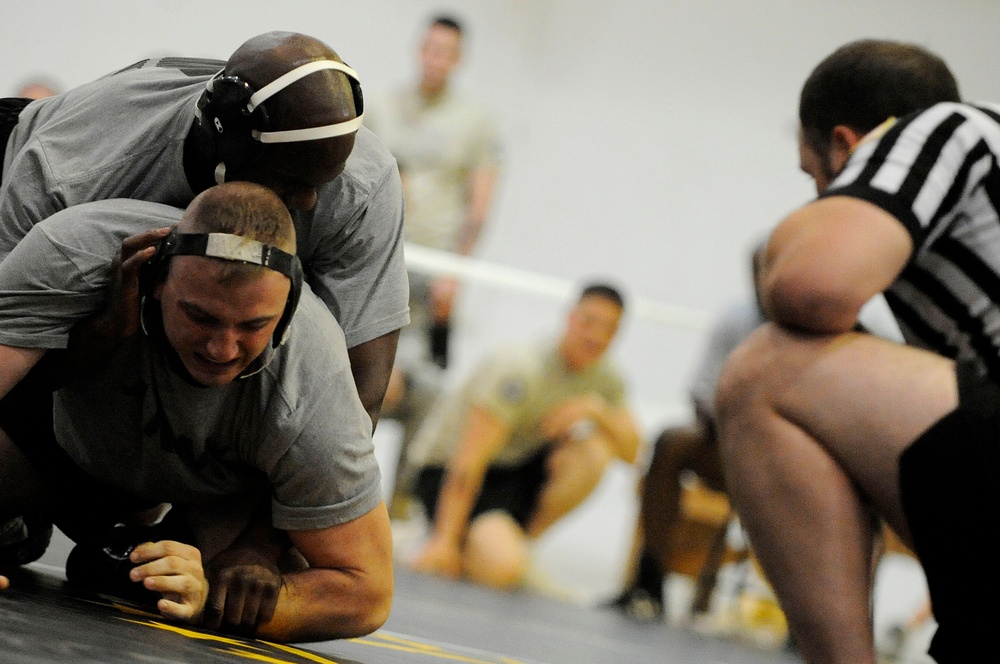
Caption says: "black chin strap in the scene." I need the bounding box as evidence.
[182,122,218,195]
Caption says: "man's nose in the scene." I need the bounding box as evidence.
[204,329,240,362]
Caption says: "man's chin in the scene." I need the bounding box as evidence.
[566,354,599,372]
[184,360,243,387]
[196,374,237,387]
[189,372,238,387]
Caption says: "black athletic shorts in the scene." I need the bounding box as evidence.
[415,446,550,529]
[0,358,158,545]
[0,97,32,181]
[898,359,1000,662]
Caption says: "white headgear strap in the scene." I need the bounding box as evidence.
[247,60,364,143]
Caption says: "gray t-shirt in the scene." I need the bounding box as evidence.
[688,301,765,420]
[1,57,409,348]
[0,199,381,532]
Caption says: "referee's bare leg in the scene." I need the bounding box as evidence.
[715,323,955,664]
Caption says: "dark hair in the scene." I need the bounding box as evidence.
[579,282,625,310]
[430,14,463,35]
[799,39,960,156]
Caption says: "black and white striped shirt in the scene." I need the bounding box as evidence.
[823,101,1000,381]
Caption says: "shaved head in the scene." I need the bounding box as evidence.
[180,181,296,253]
[190,31,364,210]
[227,32,359,129]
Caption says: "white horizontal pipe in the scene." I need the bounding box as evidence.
[403,243,712,331]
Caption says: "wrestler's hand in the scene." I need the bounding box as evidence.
[202,548,283,634]
[58,226,171,381]
[129,540,209,623]
[408,535,463,579]
[98,226,174,338]
[540,395,603,441]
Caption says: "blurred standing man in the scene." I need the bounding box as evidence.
[367,14,502,516]
[713,40,994,663]
[367,14,502,370]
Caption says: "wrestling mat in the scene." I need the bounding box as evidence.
[0,559,803,664]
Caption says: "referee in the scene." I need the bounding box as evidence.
[716,39,994,663]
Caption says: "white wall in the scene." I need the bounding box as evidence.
[3,0,999,432]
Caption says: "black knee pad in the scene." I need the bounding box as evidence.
[0,513,53,569]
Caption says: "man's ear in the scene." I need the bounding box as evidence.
[828,125,867,174]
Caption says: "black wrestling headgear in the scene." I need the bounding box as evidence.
[143,229,303,348]
[194,60,364,183]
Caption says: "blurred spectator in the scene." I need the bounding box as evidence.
[403,283,640,591]
[368,13,503,517]
[15,77,60,100]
